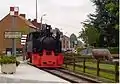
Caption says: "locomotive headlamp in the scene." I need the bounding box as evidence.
[47,27,49,29]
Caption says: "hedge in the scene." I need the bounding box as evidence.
[108,47,119,54]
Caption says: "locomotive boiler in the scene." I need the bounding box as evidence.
[25,25,64,68]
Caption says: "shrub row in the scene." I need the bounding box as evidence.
[108,47,119,54]
[0,56,20,66]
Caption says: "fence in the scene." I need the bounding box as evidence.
[63,54,119,82]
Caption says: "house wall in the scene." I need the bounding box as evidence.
[0,14,35,54]
[61,35,70,51]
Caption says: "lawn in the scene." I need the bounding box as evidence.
[63,61,116,81]
[78,61,115,71]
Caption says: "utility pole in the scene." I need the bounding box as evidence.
[36,0,38,31]
[12,16,16,56]
[36,0,38,22]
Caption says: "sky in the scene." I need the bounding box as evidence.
[0,0,95,37]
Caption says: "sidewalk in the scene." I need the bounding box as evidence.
[0,63,69,83]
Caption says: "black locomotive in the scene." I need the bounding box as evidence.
[26,24,62,55]
[25,24,64,67]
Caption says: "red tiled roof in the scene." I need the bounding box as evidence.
[18,15,37,29]
[0,14,38,29]
[31,19,41,29]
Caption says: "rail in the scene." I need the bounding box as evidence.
[42,68,101,83]
[28,62,100,83]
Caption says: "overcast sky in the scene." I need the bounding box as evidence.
[0,0,95,37]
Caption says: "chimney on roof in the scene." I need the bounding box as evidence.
[34,19,37,22]
[20,14,26,18]
[28,19,31,22]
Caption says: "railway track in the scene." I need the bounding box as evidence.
[28,63,101,83]
[42,68,102,83]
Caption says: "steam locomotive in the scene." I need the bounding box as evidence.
[25,24,64,68]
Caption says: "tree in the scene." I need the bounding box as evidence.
[70,34,77,48]
[79,0,119,47]
[79,24,100,47]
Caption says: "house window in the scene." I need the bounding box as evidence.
[63,45,65,48]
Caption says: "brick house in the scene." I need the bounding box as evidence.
[61,35,70,51]
[49,28,70,51]
[0,13,37,54]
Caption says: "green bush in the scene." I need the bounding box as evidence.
[108,47,119,54]
[0,56,16,64]
[64,53,81,57]
[76,47,86,53]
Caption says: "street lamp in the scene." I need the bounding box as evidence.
[40,14,46,30]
